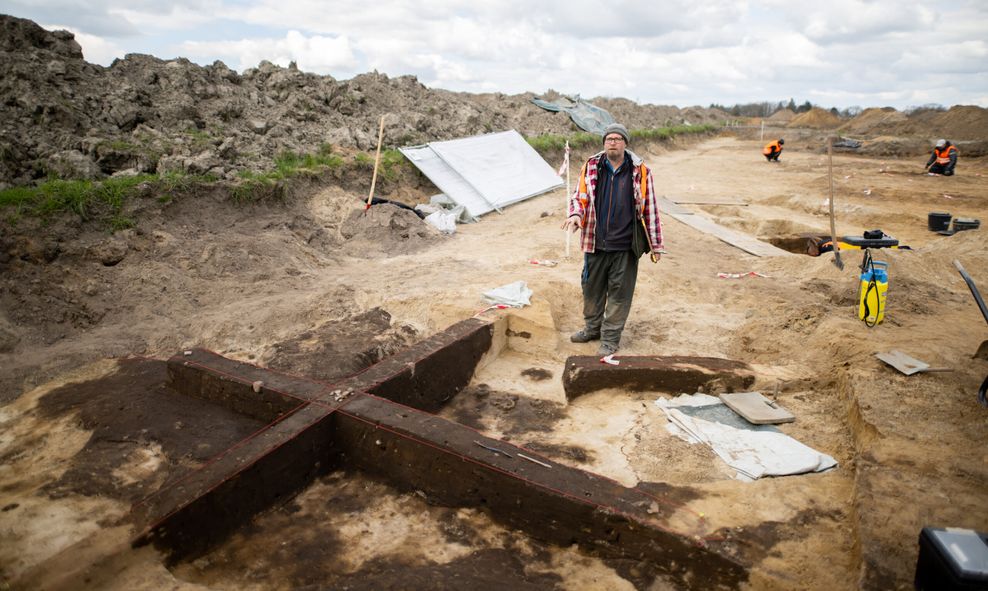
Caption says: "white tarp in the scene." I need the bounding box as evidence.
[400,130,563,218]
[481,281,532,308]
[655,394,837,481]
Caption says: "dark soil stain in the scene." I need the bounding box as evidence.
[501,396,567,437]
[443,383,494,431]
[603,557,671,591]
[714,506,845,566]
[334,549,562,591]
[521,441,593,464]
[635,481,705,507]
[176,470,564,590]
[443,383,567,437]
[263,307,418,383]
[36,357,266,503]
[190,501,347,589]
[521,367,553,381]
[437,508,482,545]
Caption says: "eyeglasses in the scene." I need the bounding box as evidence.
[604,136,625,144]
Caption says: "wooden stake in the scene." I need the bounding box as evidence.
[828,137,844,270]
[365,115,386,209]
[564,140,571,258]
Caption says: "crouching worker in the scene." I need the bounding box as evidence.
[561,123,663,357]
[925,139,958,176]
[763,138,784,162]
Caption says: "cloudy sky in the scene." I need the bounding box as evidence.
[4,1,987,110]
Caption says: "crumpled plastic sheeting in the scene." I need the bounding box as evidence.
[423,210,457,234]
[482,281,532,308]
[655,394,837,481]
[531,95,616,135]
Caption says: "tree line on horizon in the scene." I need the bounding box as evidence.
[708,99,948,119]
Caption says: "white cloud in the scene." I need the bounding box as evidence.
[181,30,356,73]
[41,24,126,65]
[8,0,988,108]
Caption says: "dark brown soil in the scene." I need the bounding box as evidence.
[35,358,266,504]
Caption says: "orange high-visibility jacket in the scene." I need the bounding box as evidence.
[935,145,958,164]
[763,140,783,156]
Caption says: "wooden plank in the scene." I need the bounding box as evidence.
[875,350,952,376]
[720,392,795,425]
[657,197,693,216]
[666,211,795,257]
[672,197,748,206]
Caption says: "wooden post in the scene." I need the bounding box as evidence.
[827,137,844,270]
[365,115,386,209]
[564,140,571,258]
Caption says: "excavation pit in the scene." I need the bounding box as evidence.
[767,233,829,255]
[126,317,757,589]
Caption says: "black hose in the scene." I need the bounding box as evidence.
[860,250,881,328]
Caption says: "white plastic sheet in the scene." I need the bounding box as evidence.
[655,394,837,480]
[400,130,563,218]
[423,210,457,234]
[481,281,532,308]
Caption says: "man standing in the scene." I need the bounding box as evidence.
[763,138,784,162]
[561,123,663,356]
[925,139,958,176]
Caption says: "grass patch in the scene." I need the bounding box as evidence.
[275,148,343,175]
[0,144,380,227]
[232,148,345,202]
[526,132,598,152]
[0,173,203,228]
[525,124,718,153]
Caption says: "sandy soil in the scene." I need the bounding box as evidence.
[2,135,987,590]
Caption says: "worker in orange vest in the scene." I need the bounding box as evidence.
[925,139,958,176]
[763,138,784,162]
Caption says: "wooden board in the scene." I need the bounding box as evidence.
[657,197,693,216]
[665,210,796,257]
[875,350,952,376]
[720,391,795,424]
[671,197,749,206]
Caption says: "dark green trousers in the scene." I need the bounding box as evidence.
[581,250,639,347]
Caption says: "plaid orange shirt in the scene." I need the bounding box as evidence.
[568,150,663,253]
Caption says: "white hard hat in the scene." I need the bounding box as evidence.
[935,139,946,148]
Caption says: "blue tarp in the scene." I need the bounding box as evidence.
[531,95,616,134]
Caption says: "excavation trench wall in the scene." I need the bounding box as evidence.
[133,315,756,588]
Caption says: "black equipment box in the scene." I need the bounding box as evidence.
[915,527,988,590]
[842,235,900,248]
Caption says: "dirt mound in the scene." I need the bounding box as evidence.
[340,203,441,257]
[839,107,908,136]
[848,105,988,142]
[0,15,729,188]
[787,108,842,129]
[928,105,988,141]
[767,109,796,122]
[857,135,931,157]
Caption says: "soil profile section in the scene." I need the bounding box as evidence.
[343,317,495,412]
[132,317,750,587]
[333,394,748,589]
[131,403,340,563]
[562,355,757,399]
[168,348,322,421]
[133,318,497,562]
